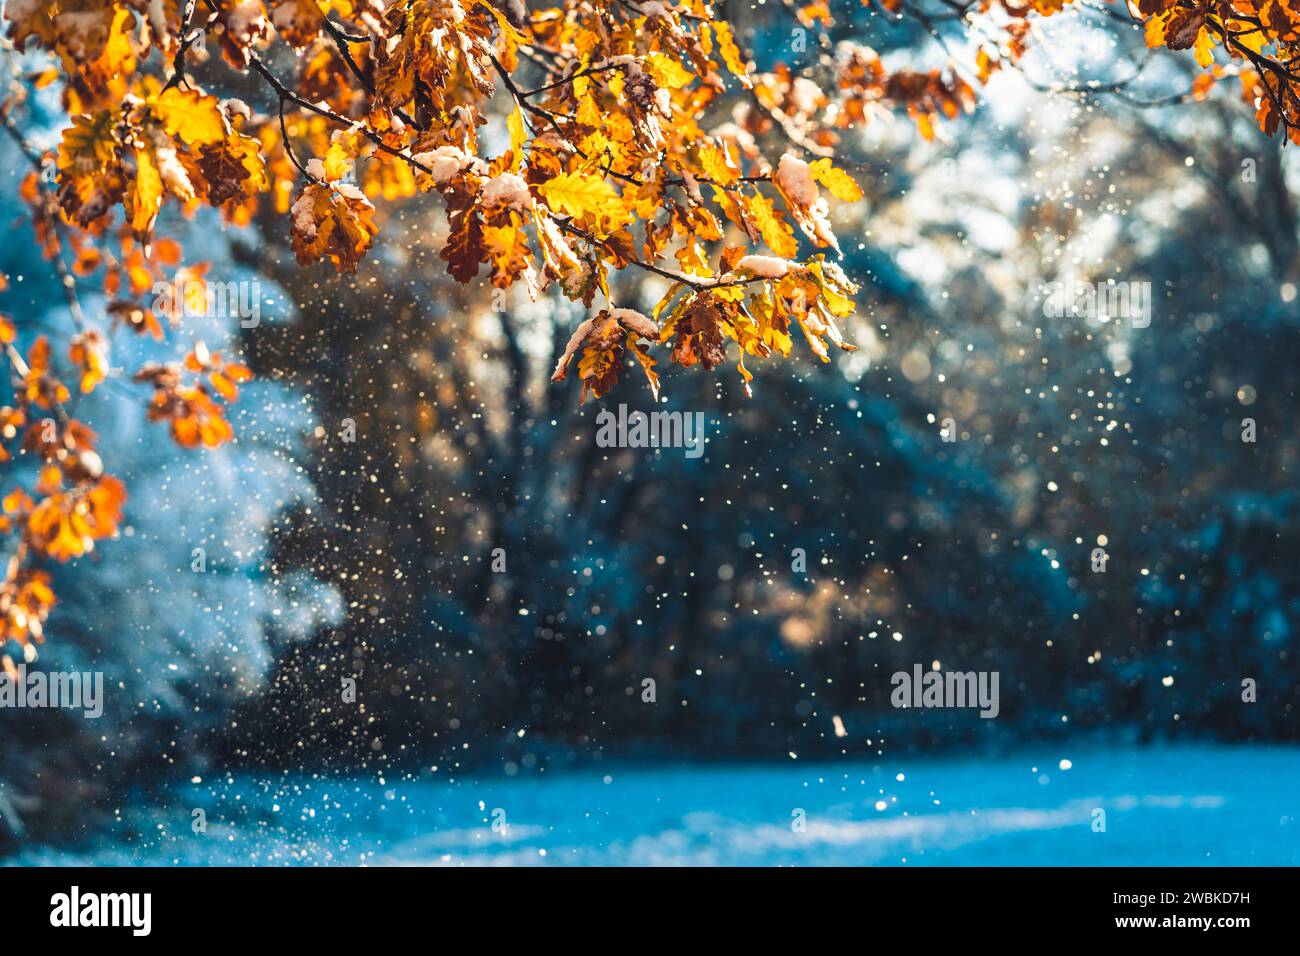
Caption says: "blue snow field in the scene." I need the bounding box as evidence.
[16,745,1298,866]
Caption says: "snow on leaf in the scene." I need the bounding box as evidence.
[290,183,379,273]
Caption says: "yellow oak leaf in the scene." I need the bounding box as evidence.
[129,147,165,240]
[539,171,624,227]
[57,111,119,173]
[646,52,694,90]
[507,106,527,172]
[322,135,357,182]
[1193,26,1215,68]
[482,223,535,288]
[576,89,602,128]
[745,192,800,258]
[808,158,865,202]
[1145,11,1170,49]
[148,88,227,146]
[712,22,751,86]
[290,182,379,273]
[1228,19,1265,54]
[698,143,740,186]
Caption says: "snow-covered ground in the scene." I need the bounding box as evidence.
[14,745,1298,866]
